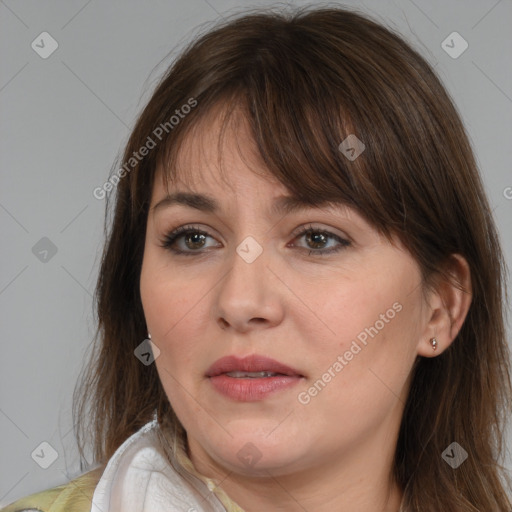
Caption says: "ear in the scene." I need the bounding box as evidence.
[417,254,472,357]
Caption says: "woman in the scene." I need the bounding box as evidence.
[3,5,511,512]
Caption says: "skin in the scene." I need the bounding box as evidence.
[140,107,472,512]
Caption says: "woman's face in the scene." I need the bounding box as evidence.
[140,109,432,479]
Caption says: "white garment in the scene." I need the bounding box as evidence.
[90,418,228,512]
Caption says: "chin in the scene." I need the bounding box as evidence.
[200,430,308,476]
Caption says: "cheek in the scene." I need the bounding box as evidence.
[299,275,398,356]
[140,255,208,367]
[316,301,419,410]
[141,248,203,329]
[298,270,421,394]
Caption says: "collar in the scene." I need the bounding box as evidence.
[90,418,244,512]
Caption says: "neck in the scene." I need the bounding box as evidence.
[188,433,403,512]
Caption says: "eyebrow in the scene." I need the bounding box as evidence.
[151,192,343,217]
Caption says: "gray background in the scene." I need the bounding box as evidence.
[1,0,511,506]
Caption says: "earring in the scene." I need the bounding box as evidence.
[430,337,438,351]
[147,332,151,340]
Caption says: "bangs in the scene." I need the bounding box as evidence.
[155,87,398,246]
[131,6,460,268]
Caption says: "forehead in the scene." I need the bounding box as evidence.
[148,103,396,247]
[156,102,282,193]
[151,101,359,222]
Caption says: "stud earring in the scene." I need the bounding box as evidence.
[430,337,438,351]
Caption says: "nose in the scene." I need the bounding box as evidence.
[213,241,285,333]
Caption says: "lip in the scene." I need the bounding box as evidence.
[206,354,303,378]
[206,355,304,402]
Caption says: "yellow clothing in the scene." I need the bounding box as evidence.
[1,425,244,512]
[0,468,103,512]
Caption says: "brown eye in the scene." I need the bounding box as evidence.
[183,232,207,250]
[161,224,350,257]
[291,226,351,256]
[161,225,219,256]
[305,231,329,249]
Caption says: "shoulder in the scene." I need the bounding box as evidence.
[0,467,104,512]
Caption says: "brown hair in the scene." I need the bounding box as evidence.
[74,5,512,510]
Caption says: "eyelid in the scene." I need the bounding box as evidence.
[160,222,352,256]
[160,223,221,248]
[289,222,351,242]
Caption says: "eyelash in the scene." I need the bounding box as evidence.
[160,224,351,257]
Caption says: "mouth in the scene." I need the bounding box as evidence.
[222,370,290,378]
[206,354,304,378]
[206,355,304,401]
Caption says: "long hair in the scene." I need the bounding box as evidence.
[73,6,512,510]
